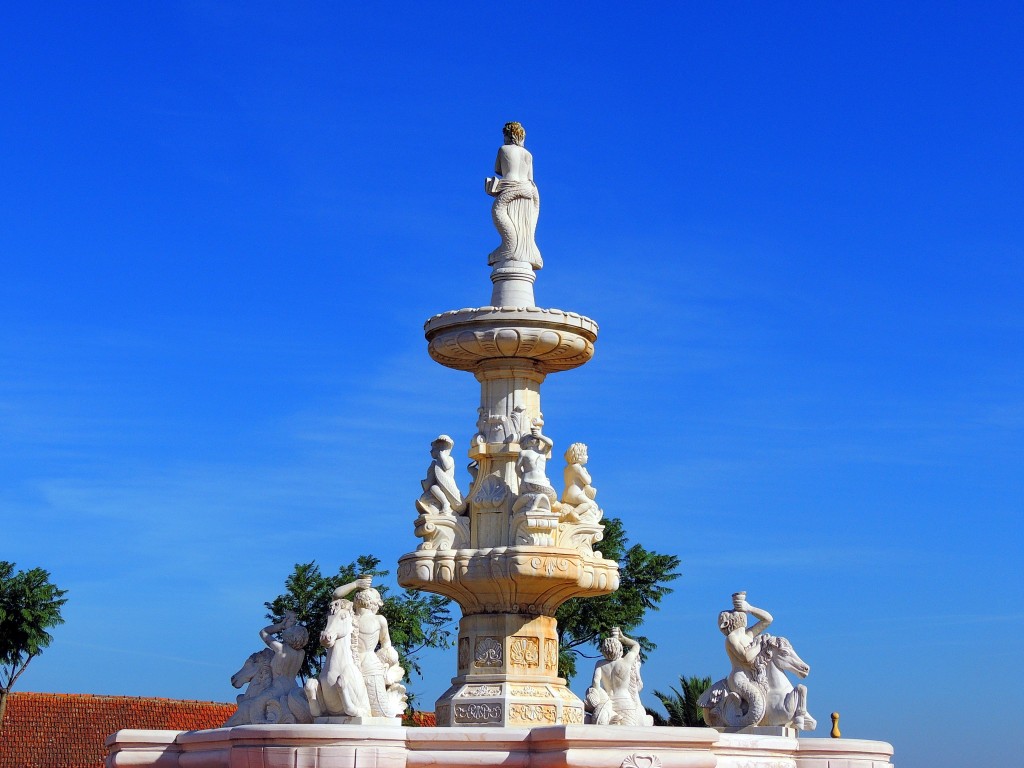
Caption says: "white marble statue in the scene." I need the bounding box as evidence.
[416,435,463,515]
[560,442,601,522]
[226,611,312,725]
[512,419,557,514]
[304,591,371,719]
[698,592,816,731]
[348,579,408,718]
[486,121,542,269]
[305,578,408,720]
[584,628,653,726]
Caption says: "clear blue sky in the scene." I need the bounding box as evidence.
[3,3,1021,766]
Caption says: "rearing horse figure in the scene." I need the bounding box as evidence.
[700,633,817,731]
[304,598,371,718]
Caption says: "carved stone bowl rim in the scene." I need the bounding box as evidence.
[424,307,599,337]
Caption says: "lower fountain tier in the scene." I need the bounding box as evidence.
[397,546,619,615]
[107,726,895,768]
[424,306,598,373]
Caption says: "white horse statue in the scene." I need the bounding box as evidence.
[304,598,372,718]
[699,633,817,730]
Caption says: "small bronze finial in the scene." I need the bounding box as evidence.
[830,711,841,738]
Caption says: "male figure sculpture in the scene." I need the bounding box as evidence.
[584,627,653,726]
[512,419,557,513]
[304,585,371,719]
[337,579,408,718]
[486,121,542,268]
[226,611,312,725]
[699,592,816,731]
[416,434,463,515]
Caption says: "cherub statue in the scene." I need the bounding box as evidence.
[698,592,816,731]
[486,121,542,269]
[416,435,463,515]
[584,628,653,726]
[512,418,557,514]
[560,442,601,522]
[225,611,312,725]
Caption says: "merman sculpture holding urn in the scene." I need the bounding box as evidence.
[398,123,619,726]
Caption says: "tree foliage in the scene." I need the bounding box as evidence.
[555,517,681,680]
[647,674,711,727]
[265,555,453,683]
[0,562,68,724]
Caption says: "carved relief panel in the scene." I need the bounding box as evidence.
[474,637,503,668]
[509,636,540,669]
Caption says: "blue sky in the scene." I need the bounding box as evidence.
[2,2,1021,766]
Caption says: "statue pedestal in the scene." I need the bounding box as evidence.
[720,725,796,736]
[106,725,895,768]
[490,262,537,307]
[314,716,403,726]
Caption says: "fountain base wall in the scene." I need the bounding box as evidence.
[105,725,894,768]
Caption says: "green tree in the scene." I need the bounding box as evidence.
[265,555,453,683]
[647,674,712,727]
[0,562,68,725]
[555,517,681,680]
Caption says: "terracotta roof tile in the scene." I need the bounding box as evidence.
[1,692,438,765]
[0,692,235,768]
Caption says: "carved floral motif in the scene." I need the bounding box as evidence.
[621,755,663,768]
[454,703,503,723]
[462,684,503,697]
[544,639,557,669]
[562,707,584,724]
[474,637,503,667]
[509,703,556,723]
[472,474,508,508]
[509,636,540,668]
[509,684,547,697]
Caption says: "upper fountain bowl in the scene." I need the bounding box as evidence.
[424,306,598,373]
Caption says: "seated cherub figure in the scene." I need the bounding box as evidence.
[560,442,600,522]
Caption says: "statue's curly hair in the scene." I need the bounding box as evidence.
[282,624,309,650]
[600,636,623,660]
[564,442,588,464]
[355,587,383,610]
[503,121,526,146]
[719,610,747,633]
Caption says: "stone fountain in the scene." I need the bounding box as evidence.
[396,120,618,728]
[105,123,896,768]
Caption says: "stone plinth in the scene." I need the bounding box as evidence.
[106,725,895,768]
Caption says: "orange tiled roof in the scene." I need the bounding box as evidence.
[0,691,235,768]
[404,710,435,727]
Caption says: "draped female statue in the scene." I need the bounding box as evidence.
[486,122,542,269]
